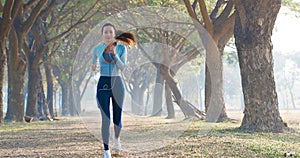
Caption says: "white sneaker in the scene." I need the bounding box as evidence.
[103,150,111,158]
[113,136,121,151]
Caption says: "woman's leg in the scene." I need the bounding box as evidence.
[112,77,125,138]
[97,78,112,150]
[112,96,123,138]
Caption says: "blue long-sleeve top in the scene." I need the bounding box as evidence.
[92,43,127,76]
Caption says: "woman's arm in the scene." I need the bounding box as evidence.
[113,45,127,71]
[91,47,98,71]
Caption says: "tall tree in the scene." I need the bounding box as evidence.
[36,66,50,119]
[0,1,22,125]
[234,0,286,132]
[109,6,206,119]
[43,55,55,118]
[25,0,101,118]
[5,0,48,122]
[184,0,235,122]
[124,63,155,115]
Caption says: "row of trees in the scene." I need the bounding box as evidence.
[1,0,298,132]
[0,0,106,122]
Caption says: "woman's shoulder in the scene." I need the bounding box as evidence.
[94,43,106,49]
[93,43,106,52]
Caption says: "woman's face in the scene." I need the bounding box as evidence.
[102,26,115,44]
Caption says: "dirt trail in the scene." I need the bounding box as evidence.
[0,119,104,158]
[0,115,189,158]
[0,110,299,158]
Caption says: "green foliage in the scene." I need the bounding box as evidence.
[144,0,183,6]
[283,0,300,13]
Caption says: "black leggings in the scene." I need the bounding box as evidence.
[96,76,124,150]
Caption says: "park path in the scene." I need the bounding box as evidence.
[0,118,106,158]
[0,111,299,158]
[0,116,188,158]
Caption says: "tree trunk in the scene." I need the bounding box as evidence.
[0,43,6,125]
[184,0,234,122]
[25,55,39,118]
[287,80,296,109]
[199,88,203,111]
[234,0,286,132]
[159,64,205,119]
[205,29,233,122]
[54,87,58,117]
[5,27,26,122]
[131,87,144,115]
[69,85,76,116]
[165,82,175,119]
[202,33,225,122]
[138,91,144,114]
[0,0,22,125]
[152,68,164,116]
[38,67,50,118]
[61,83,70,116]
[144,87,150,115]
[73,82,81,116]
[37,81,44,118]
[44,61,54,118]
[131,85,138,115]
[288,87,296,109]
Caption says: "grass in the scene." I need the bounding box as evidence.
[0,115,299,157]
[169,121,300,157]
[0,121,54,133]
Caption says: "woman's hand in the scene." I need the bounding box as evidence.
[92,64,97,71]
[109,45,116,56]
[105,41,117,56]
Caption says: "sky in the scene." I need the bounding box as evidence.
[272,6,300,53]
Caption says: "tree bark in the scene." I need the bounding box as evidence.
[131,84,139,115]
[25,22,46,118]
[138,91,144,115]
[152,67,164,116]
[288,87,296,109]
[69,85,76,116]
[73,81,81,116]
[44,61,54,118]
[25,54,39,118]
[234,0,286,132]
[206,24,233,122]
[165,82,175,119]
[205,62,228,122]
[200,31,224,122]
[5,27,26,122]
[131,87,144,115]
[287,80,296,109]
[38,67,50,118]
[0,1,21,124]
[61,83,70,116]
[0,42,5,125]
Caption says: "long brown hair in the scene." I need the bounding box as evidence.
[114,30,137,47]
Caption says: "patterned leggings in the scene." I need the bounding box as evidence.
[96,76,124,150]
